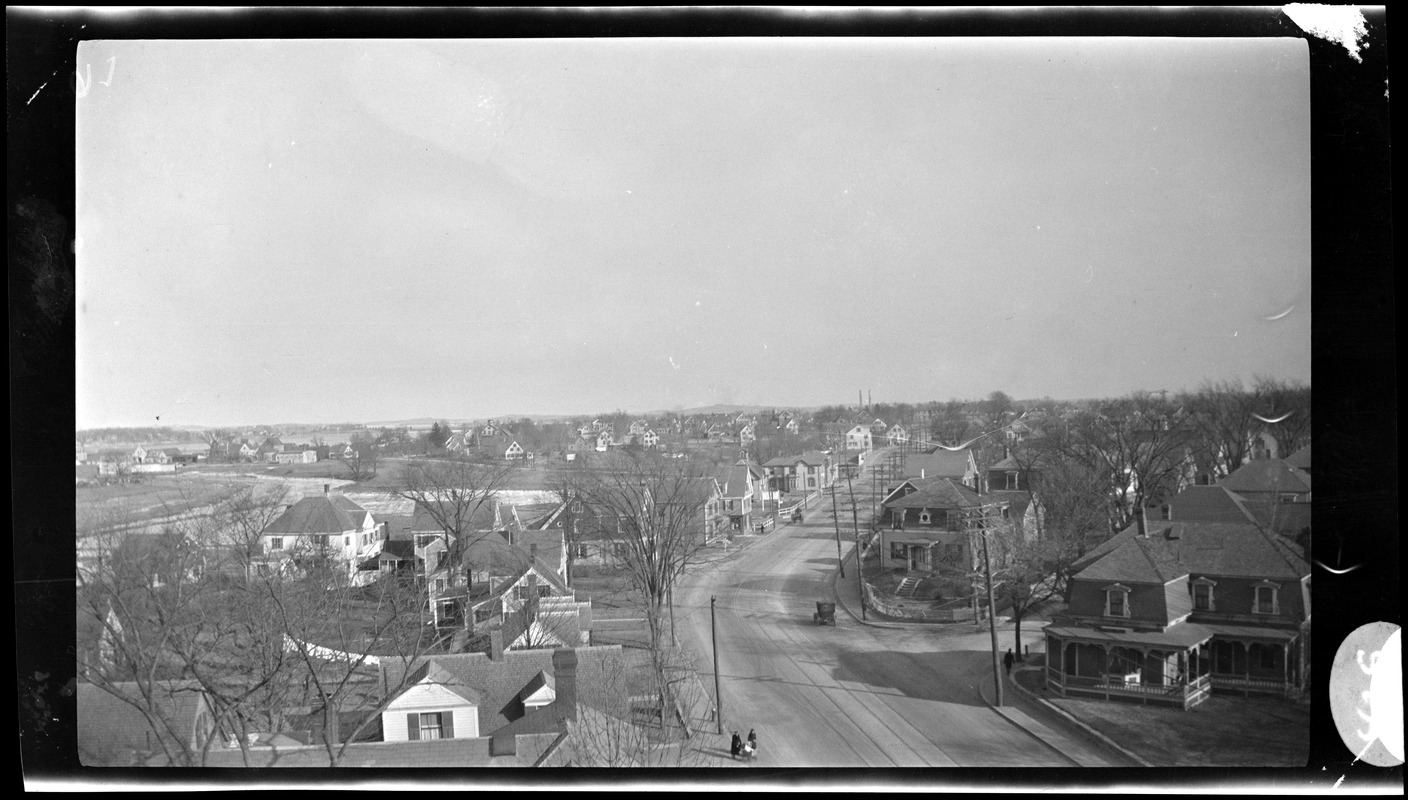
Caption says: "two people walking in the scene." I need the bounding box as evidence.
[730,729,759,760]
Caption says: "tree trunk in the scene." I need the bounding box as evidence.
[1013,611,1024,661]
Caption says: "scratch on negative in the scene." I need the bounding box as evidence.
[27,82,47,105]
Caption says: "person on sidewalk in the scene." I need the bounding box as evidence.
[1004,648,1015,676]
[747,728,758,755]
[730,731,742,760]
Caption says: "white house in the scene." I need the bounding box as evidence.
[258,487,383,583]
[845,425,873,452]
[382,661,482,741]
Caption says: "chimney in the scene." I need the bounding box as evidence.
[323,483,330,495]
[382,521,390,540]
[489,629,504,660]
[1137,506,1148,538]
[529,543,539,563]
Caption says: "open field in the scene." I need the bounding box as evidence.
[1013,657,1309,766]
[76,472,256,527]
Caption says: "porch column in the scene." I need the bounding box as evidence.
[1283,643,1291,696]
[1243,642,1252,698]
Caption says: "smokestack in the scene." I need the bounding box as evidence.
[1137,506,1148,538]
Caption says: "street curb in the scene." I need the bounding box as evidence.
[974,680,1084,767]
[1006,668,1154,768]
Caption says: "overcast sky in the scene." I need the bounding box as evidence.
[76,37,1310,429]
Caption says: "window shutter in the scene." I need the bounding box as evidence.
[407,713,420,740]
[442,710,455,739]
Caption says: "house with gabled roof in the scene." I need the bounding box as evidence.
[716,461,757,532]
[886,424,909,447]
[379,645,652,749]
[1216,457,1311,544]
[1282,444,1311,475]
[1042,514,1310,709]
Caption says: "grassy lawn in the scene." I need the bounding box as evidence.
[1014,658,1309,767]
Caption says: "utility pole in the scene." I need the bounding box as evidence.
[711,595,723,735]
[980,510,1004,707]
[830,484,845,578]
[844,473,867,619]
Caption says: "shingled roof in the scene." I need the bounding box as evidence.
[1220,458,1311,494]
[1282,444,1311,471]
[1074,519,1309,583]
[1165,485,1259,524]
[903,450,975,480]
[883,478,982,510]
[262,493,370,535]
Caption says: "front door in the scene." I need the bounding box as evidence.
[908,546,920,572]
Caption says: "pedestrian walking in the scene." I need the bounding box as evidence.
[747,728,758,755]
[1004,648,1015,676]
[730,731,742,759]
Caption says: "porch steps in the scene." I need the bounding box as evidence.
[896,577,921,596]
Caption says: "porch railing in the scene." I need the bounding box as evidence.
[1046,669,1212,708]
[1210,673,1293,696]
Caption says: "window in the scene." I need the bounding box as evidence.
[575,542,590,559]
[343,536,350,547]
[890,542,907,560]
[537,584,553,598]
[1192,579,1216,611]
[918,511,931,524]
[269,537,283,551]
[1257,645,1278,670]
[435,577,446,593]
[418,712,444,740]
[1253,582,1280,615]
[1104,584,1131,618]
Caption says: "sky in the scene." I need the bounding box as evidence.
[75,37,1311,429]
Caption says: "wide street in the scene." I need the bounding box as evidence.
[672,459,1127,768]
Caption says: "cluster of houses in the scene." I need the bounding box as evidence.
[75,441,202,482]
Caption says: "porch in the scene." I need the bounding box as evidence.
[1044,624,1217,710]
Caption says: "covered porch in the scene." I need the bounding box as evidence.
[1202,623,1305,699]
[1044,624,1216,710]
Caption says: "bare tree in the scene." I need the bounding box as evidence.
[1054,394,1194,535]
[1181,378,1266,481]
[929,399,976,447]
[561,451,714,720]
[340,434,380,482]
[76,489,301,767]
[1253,375,1312,457]
[556,649,713,767]
[393,459,516,605]
[262,567,435,765]
[1014,447,1110,599]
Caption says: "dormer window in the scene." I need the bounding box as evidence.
[1252,581,1280,615]
[1104,584,1131,618]
[1191,578,1216,611]
[918,510,931,524]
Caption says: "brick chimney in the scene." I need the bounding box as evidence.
[1137,505,1148,538]
[489,629,504,660]
[529,543,538,563]
[323,483,330,495]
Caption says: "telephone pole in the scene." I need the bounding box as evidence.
[711,596,723,734]
[980,510,1004,707]
[830,484,845,578]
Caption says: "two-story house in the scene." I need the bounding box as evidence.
[878,478,1011,596]
[885,424,909,448]
[257,487,383,584]
[1042,514,1310,709]
[716,461,756,533]
[762,450,833,495]
[844,424,874,452]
